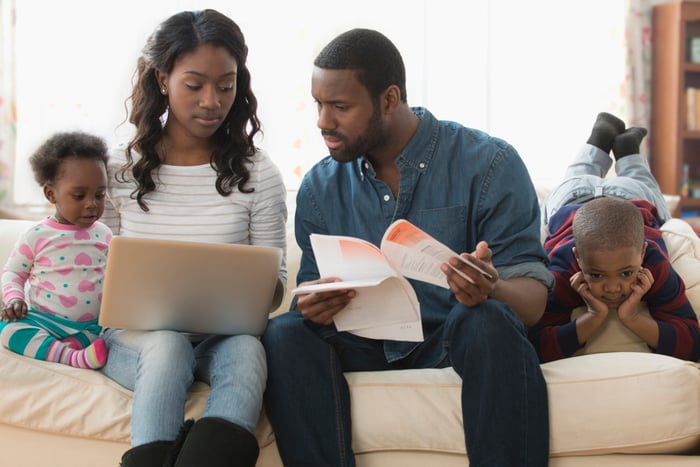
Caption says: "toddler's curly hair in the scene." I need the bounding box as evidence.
[29,131,108,186]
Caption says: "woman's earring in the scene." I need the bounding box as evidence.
[161,88,167,95]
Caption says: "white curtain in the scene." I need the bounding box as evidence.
[623,0,653,157]
[7,0,627,207]
[0,0,16,209]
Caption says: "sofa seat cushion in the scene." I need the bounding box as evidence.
[544,352,700,456]
[347,353,700,457]
[0,346,275,446]
[3,344,697,458]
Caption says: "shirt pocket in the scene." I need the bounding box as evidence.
[411,205,469,254]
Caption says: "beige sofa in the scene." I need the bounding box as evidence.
[1,213,700,467]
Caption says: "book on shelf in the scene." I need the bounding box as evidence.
[292,219,492,342]
[687,87,700,130]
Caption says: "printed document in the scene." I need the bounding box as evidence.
[292,219,490,341]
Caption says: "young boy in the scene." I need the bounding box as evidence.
[529,113,700,363]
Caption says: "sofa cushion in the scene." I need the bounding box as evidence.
[2,343,697,457]
[0,345,277,447]
[544,352,700,456]
[347,352,700,457]
[661,219,700,312]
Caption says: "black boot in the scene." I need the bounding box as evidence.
[164,419,195,466]
[173,417,259,467]
[120,440,173,467]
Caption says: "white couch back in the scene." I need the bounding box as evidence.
[2,217,700,359]
[0,219,38,270]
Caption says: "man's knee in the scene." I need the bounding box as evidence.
[262,311,305,349]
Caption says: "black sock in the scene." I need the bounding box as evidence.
[612,127,647,160]
[586,112,625,154]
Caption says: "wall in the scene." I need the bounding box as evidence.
[10,0,626,206]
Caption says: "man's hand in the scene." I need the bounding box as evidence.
[441,241,498,307]
[2,299,28,321]
[295,277,355,325]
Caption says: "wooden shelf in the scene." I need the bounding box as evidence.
[681,196,700,209]
[651,1,700,201]
[681,130,700,138]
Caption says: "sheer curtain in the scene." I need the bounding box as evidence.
[7,0,628,208]
[623,0,654,157]
[0,0,16,210]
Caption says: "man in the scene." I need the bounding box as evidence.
[262,28,553,467]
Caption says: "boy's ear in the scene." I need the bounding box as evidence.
[573,246,581,265]
[641,241,648,259]
[43,184,56,204]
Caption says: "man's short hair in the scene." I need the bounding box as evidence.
[314,28,407,103]
[572,197,645,254]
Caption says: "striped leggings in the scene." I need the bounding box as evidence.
[0,309,102,361]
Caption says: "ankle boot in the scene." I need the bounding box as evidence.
[120,440,173,467]
[164,419,195,466]
[173,417,259,467]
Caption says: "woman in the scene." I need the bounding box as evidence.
[100,10,287,467]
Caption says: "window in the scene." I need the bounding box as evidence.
[11,0,626,205]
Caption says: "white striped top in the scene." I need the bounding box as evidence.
[102,145,288,300]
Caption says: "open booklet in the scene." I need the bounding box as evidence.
[292,219,491,342]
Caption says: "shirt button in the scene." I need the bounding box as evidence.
[383,194,391,202]
[419,162,426,169]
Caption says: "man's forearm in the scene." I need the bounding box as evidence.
[491,277,547,327]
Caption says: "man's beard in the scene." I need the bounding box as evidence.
[326,105,384,163]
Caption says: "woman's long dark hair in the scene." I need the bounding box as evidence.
[120,9,261,211]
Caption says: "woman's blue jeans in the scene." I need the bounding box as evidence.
[262,300,549,467]
[100,329,266,446]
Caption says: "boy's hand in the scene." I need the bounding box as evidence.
[618,267,654,323]
[570,271,609,320]
[1,299,28,321]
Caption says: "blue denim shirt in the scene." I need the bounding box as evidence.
[295,107,552,362]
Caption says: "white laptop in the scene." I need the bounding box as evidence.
[99,236,282,336]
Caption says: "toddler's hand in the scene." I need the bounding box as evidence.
[2,299,28,321]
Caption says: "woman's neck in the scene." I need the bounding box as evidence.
[159,131,212,166]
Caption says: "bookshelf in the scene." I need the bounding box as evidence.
[651,0,700,219]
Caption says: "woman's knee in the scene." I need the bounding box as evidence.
[211,334,265,365]
[134,330,196,373]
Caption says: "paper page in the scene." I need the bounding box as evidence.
[380,219,491,288]
[310,233,397,281]
[292,277,387,295]
[333,276,423,342]
[300,233,424,342]
[330,276,419,330]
